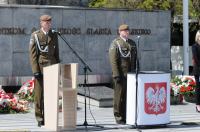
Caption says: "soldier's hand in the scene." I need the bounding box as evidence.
[34,72,43,79]
[114,76,121,83]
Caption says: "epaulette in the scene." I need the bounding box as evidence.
[32,30,40,35]
[112,38,120,44]
[110,39,118,49]
[114,37,121,41]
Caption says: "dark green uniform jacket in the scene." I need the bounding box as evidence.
[29,29,60,74]
[109,37,137,78]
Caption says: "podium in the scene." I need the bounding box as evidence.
[126,71,170,126]
[43,63,78,131]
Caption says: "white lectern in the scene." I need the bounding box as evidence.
[43,63,78,131]
[126,71,170,126]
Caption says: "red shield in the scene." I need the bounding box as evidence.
[144,82,167,115]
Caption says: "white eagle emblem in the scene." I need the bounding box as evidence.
[145,84,167,115]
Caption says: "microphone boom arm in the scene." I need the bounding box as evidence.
[57,33,92,72]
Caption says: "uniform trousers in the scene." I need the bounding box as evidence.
[113,77,127,123]
[34,77,44,122]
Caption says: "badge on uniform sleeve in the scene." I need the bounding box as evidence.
[110,41,117,50]
[29,38,34,45]
[110,44,115,50]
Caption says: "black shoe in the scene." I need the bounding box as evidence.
[38,121,44,127]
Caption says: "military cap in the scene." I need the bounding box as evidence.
[119,24,129,31]
[40,14,52,21]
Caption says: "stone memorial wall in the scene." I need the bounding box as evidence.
[0,5,171,83]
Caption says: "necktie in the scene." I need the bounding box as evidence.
[46,33,48,45]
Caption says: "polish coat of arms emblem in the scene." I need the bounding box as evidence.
[144,82,167,115]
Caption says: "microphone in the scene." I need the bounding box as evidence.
[136,35,140,47]
[136,36,141,44]
[136,35,141,39]
[51,29,60,35]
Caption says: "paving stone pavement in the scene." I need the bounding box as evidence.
[0,101,200,131]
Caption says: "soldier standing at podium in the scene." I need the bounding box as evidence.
[29,14,60,127]
[109,24,137,124]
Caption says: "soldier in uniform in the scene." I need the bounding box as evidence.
[109,24,137,124]
[29,14,60,127]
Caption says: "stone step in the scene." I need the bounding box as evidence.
[77,86,113,107]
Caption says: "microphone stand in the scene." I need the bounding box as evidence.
[135,36,140,128]
[57,32,103,129]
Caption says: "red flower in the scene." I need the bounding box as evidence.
[180,85,186,92]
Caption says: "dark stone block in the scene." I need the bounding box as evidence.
[77,86,113,101]
[2,86,21,93]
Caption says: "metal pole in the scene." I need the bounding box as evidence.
[183,0,189,75]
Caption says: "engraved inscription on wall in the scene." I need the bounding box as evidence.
[0,27,151,35]
[0,27,25,35]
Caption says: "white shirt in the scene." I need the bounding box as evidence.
[41,28,48,35]
[120,36,128,42]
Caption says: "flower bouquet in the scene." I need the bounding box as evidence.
[0,89,29,113]
[17,78,35,102]
[179,76,196,103]
[0,78,35,114]
[171,75,196,103]
[170,76,184,104]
